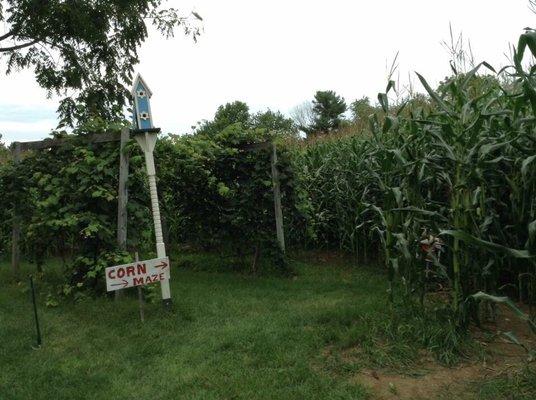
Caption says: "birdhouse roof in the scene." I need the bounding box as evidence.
[130,73,153,97]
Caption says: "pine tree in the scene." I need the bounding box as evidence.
[309,91,347,134]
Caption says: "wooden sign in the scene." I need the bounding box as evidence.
[105,257,170,292]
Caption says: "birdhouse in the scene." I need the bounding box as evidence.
[131,74,154,130]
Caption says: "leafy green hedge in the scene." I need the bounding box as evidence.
[156,124,296,269]
[0,123,152,290]
[0,160,16,260]
[0,121,296,290]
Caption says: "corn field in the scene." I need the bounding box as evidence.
[290,32,536,327]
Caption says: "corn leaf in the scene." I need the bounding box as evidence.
[440,230,534,258]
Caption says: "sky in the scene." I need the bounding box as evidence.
[0,0,534,145]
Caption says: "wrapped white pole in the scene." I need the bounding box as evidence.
[135,132,172,306]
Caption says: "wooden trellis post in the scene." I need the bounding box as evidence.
[241,141,286,254]
[117,127,130,250]
[270,143,285,253]
[11,142,21,279]
[115,127,130,299]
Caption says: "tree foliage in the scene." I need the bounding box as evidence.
[251,109,297,135]
[0,0,202,127]
[305,90,347,135]
[349,96,376,122]
[195,101,297,137]
[0,134,9,163]
[195,101,251,136]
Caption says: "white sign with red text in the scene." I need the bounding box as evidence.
[105,257,170,292]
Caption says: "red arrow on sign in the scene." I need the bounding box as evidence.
[154,260,168,270]
[111,279,128,288]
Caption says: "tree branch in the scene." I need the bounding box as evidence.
[0,22,25,42]
[0,39,40,52]
[0,29,16,42]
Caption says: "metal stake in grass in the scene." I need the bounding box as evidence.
[29,275,42,348]
[135,252,145,323]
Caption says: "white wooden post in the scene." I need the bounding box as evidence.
[135,132,172,307]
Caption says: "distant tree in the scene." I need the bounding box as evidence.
[309,90,347,134]
[0,134,8,163]
[349,96,376,123]
[214,101,250,127]
[196,102,297,137]
[0,0,202,127]
[290,101,314,135]
[196,101,251,136]
[395,93,432,117]
[251,109,297,135]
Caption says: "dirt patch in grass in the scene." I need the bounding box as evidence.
[355,360,512,400]
[474,303,535,354]
[324,305,534,399]
[353,338,528,399]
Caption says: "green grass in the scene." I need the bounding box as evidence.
[1,253,386,400]
[472,367,536,400]
[1,252,534,400]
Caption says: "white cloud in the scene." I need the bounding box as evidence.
[0,120,57,145]
[0,0,533,142]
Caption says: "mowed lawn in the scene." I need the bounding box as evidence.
[0,253,387,400]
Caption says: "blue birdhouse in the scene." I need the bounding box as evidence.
[131,74,154,130]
